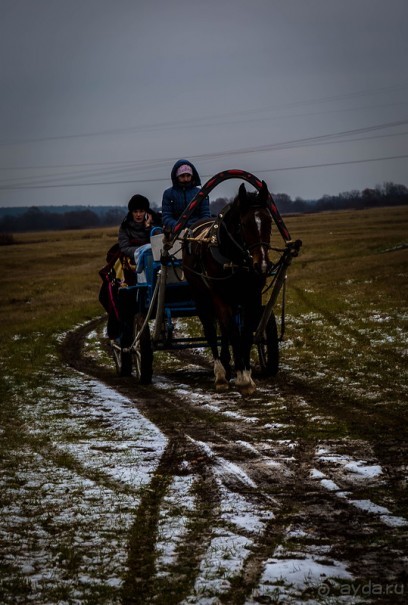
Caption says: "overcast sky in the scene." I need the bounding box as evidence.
[1,0,407,208]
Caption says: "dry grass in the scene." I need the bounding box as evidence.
[283,206,407,308]
[1,207,407,387]
[1,227,117,336]
[268,206,408,421]
[2,207,406,333]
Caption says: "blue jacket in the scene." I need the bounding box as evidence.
[161,159,210,231]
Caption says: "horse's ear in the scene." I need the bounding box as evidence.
[238,183,247,198]
[237,183,250,210]
[258,181,269,205]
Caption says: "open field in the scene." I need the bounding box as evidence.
[1,206,407,604]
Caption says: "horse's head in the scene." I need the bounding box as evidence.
[236,181,273,275]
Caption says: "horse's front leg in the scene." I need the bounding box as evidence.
[235,335,256,396]
[196,298,229,392]
[213,358,229,392]
[236,311,256,396]
[218,306,256,396]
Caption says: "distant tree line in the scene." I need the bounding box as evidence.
[285,181,408,214]
[211,181,408,216]
[1,181,407,234]
[0,206,127,233]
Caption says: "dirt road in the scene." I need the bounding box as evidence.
[59,317,407,604]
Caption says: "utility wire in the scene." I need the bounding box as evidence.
[1,83,407,146]
[1,121,407,185]
[1,153,407,191]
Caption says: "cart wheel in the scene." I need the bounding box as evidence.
[257,312,279,376]
[132,312,153,384]
[113,344,132,377]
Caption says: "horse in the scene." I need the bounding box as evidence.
[182,181,273,395]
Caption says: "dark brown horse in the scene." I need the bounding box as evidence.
[182,181,273,395]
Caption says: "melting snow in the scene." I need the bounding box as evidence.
[258,554,352,587]
[3,319,407,603]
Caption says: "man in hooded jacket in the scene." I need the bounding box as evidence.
[161,159,210,232]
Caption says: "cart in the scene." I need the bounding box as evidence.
[109,170,302,383]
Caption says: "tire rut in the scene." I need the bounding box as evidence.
[59,318,408,603]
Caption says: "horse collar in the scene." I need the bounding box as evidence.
[208,204,253,270]
[208,203,232,244]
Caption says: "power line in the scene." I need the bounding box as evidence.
[1,83,407,147]
[2,129,407,180]
[1,118,407,191]
[1,152,407,191]
[259,154,408,173]
[2,119,406,181]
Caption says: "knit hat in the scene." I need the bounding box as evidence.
[176,164,193,177]
[128,194,150,212]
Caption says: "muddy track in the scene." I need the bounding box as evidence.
[60,318,408,603]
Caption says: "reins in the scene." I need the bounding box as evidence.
[183,263,243,282]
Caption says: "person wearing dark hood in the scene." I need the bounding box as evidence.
[161,159,210,232]
[118,194,160,262]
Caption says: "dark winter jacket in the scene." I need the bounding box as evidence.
[118,212,159,259]
[161,159,210,231]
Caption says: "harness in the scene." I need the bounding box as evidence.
[184,204,272,284]
[184,208,238,274]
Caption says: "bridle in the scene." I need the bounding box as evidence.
[215,203,273,270]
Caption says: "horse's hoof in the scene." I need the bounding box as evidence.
[235,370,256,396]
[214,359,229,392]
[215,380,230,392]
[237,383,256,397]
